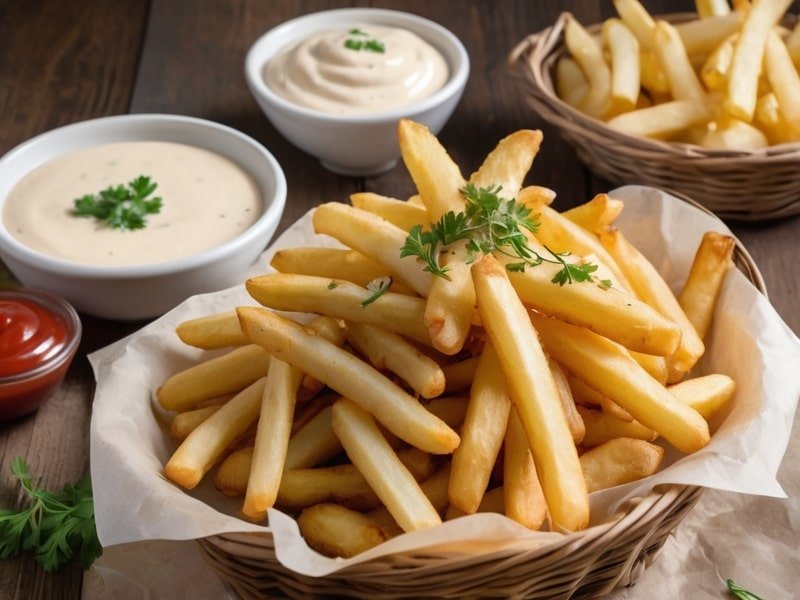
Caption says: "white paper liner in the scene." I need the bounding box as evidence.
[89,186,800,578]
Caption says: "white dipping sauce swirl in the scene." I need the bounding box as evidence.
[264,25,449,115]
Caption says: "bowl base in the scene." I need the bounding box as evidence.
[320,159,397,177]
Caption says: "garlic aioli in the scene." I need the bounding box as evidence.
[3,142,262,267]
[265,24,449,115]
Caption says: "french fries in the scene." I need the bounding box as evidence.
[158,123,736,558]
[565,14,611,117]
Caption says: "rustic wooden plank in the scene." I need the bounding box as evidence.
[0,0,150,598]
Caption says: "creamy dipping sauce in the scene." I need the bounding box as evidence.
[265,24,449,115]
[3,142,262,267]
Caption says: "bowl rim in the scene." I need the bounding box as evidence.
[244,7,471,123]
[0,288,82,385]
[0,114,287,279]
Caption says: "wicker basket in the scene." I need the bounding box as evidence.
[510,12,800,222]
[196,191,766,600]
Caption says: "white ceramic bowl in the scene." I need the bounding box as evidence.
[245,8,470,176]
[0,114,286,320]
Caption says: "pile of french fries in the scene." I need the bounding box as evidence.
[158,119,737,558]
[557,0,800,148]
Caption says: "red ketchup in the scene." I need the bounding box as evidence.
[0,292,80,420]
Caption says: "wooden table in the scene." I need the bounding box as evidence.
[0,1,797,597]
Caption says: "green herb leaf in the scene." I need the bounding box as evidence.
[72,175,162,230]
[343,30,385,53]
[349,28,368,36]
[0,458,101,572]
[361,276,392,307]
[401,225,451,279]
[327,281,339,290]
[726,579,764,600]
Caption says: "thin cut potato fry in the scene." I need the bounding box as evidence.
[565,14,611,117]
[531,312,710,453]
[678,232,735,340]
[246,274,431,346]
[556,56,588,107]
[157,344,270,412]
[285,406,340,470]
[669,374,736,420]
[169,405,221,442]
[313,202,432,296]
[469,130,543,196]
[343,321,445,398]
[398,119,466,220]
[237,307,460,454]
[578,406,658,447]
[350,192,429,232]
[504,258,681,356]
[675,12,743,56]
[446,487,505,520]
[639,49,670,95]
[369,463,453,528]
[472,255,588,532]
[517,185,556,206]
[214,447,253,496]
[701,35,736,91]
[442,356,479,394]
[298,503,388,558]
[332,399,441,532]
[613,0,656,49]
[600,396,634,422]
[424,250,475,355]
[606,100,710,138]
[165,377,266,489]
[786,21,800,67]
[696,0,731,17]
[603,19,640,112]
[567,373,603,408]
[504,408,547,530]
[756,92,781,127]
[726,0,793,121]
[599,229,705,382]
[176,311,247,349]
[449,342,511,514]
[764,31,800,129]
[425,395,470,429]
[580,438,664,492]
[630,351,668,385]
[653,21,708,107]
[549,359,585,444]
[700,119,768,149]
[562,193,624,234]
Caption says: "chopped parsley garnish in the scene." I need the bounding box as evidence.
[344,28,385,53]
[73,175,162,230]
[361,276,392,306]
[726,579,763,600]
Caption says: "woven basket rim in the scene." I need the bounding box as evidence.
[509,11,800,164]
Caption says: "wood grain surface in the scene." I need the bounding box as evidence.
[0,0,797,598]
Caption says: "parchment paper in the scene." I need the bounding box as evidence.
[87,186,800,582]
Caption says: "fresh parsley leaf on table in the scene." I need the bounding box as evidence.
[0,457,101,571]
[726,579,764,600]
[73,175,162,230]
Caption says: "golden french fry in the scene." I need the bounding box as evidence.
[518,185,556,206]
[343,321,445,398]
[449,342,511,514]
[531,312,710,453]
[549,359,585,444]
[603,19,640,113]
[246,274,431,346]
[504,261,681,356]
[350,192,429,232]
[237,307,459,454]
[653,21,708,107]
[578,406,658,447]
[639,49,670,95]
[764,31,800,129]
[332,399,441,532]
[562,193,624,235]
[700,119,769,149]
[398,119,466,220]
[425,395,469,429]
[472,255,588,532]
[165,377,266,489]
[630,351,668,385]
[726,0,793,121]
[157,344,270,412]
[470,130,543,197]
[446,486,505,519]
[613,0,656,49]
[424,250,476,355]
[556,56,589,107]
[504,408,548,530]
[600,396,634,422]
[679,232,734,340]
[313,202,432,296]
[442,356,479,394]
[176,311,247,349]
[786,21,800,67]
[369,463,453,527]
[580,438,664,492]
[214,446,253,497]
[565,14,611,117]
[756,92,781,127]
[669,373,736,420]
[696,0,731,17]
[169,405,221,443]
[599,229,705,382]
[567,373,603,408]
[675,12,743,56]
[701,35,736,91]
[298,503,387,558]
[607,100,710,138]
[285,406,341,470]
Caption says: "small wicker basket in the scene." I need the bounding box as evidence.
[510,12,800,222]
[196,192,766,600]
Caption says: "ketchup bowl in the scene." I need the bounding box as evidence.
[245,8,470,176]
[0,289,81,420]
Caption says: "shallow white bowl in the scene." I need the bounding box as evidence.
[0,114,286,320]
[245,8,470,176]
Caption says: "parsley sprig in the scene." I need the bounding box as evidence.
[73,175,162,230]
[344,28,385,53]
[361,276,392,306]
[0,457,101,571]
[726,579,763,600]
[400,184,603,287]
